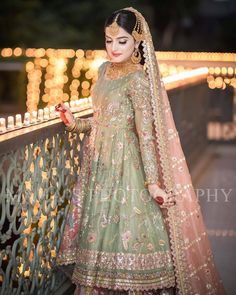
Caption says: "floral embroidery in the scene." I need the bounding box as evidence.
[87,232,96,243]
[147,243,154,251]
[127,71,160,184]
[159,239,166,246]
[122,230,132,250]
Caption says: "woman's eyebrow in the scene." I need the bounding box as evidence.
[105,35,129,39]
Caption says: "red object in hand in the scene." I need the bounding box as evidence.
[155,196,164,205]
[55,103,69,125]
[55,103,66,113]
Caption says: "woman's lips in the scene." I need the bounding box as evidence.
[112,53,122,57]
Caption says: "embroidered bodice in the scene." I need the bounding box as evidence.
[71,60,160,185]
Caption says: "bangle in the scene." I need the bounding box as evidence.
[65,119,76,132]
[65,118,92,134]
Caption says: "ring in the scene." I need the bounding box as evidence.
[155,196,164,205]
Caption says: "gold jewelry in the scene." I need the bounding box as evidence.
[105,59,142,80]
[106,14,120,36]
[131,48,141,64]
[65,118,76,132]
[107,10,143,41]
[132,16,143,41]
[123,8,144,42]
[65,117,92,134]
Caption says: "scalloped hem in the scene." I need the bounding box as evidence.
[56,251,77,266]
[72,267,176,291]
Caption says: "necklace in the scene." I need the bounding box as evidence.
[105,58,143,80]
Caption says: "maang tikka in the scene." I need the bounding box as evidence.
[107,14,120,36]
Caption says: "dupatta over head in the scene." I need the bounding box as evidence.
[123,6,226,295]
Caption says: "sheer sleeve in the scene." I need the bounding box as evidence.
[128,70,159,185]
[65,116,93,134]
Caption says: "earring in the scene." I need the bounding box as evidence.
[131,48,141,64]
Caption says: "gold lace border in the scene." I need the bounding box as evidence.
[76,248,174,271]
[56,250,76,265]
[72,267,176,291]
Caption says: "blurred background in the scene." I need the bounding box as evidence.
[1,0,235,50]
[0,0,236,294]
[0,0,236,114]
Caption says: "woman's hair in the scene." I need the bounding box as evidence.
[104,9,145,65]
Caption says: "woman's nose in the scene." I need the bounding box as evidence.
[112,41,118,51]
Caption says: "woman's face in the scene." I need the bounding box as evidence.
[105,26,138,63]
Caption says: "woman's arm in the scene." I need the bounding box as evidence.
[128,70,160,187]
[62,61,109,134]
[57,103,93,134]
[128,70,176,207]
[65,117,93,134]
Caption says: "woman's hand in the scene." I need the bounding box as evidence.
[148,183,176,208]
[55,103,74,126]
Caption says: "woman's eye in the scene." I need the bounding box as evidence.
[105,40,127,44]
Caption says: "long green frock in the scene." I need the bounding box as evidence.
[63,61,176,293]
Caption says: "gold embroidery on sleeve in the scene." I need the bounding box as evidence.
[128,71,159,185]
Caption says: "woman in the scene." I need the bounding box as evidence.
[56,7,226,295]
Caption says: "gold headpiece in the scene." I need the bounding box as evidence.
[107,13,120,36]
[107,10,144,41]
[131,12,144,42]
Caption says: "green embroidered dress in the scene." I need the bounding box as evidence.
[58,61,176,292]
